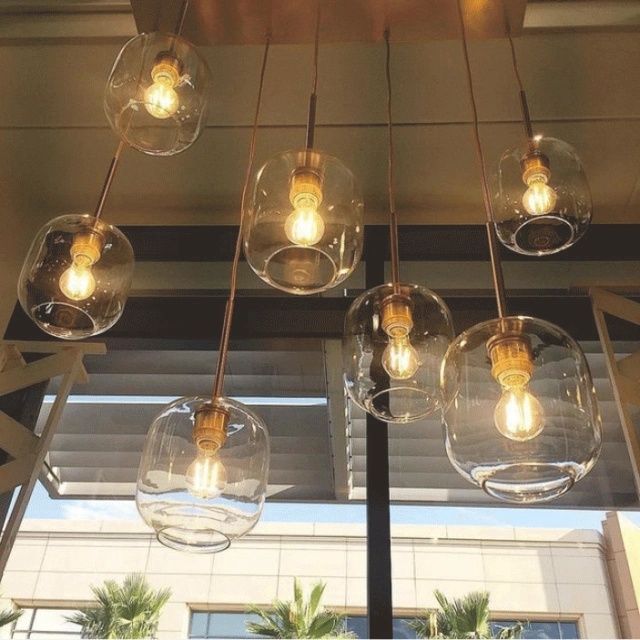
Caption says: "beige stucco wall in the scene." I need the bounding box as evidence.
[0,519,619,638]
[603,511,640,638]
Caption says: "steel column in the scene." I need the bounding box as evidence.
[364,235,393,638]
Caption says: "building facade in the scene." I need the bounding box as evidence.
[2,513,637,639]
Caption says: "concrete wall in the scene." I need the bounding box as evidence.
[603,511,640,638]
[0,519,620,638]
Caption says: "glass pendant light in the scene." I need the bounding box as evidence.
[104,2,211,156]
[442,316,601,503]
[440,0,602,504]
[490,20,592,255]
[243,9,364,295]
[343,30,454,424]
[136,42,272,552]
[18,142,134,340]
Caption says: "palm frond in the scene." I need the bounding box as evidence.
[246,579,347,638]
[411,590,525,639]
[65,573,171,639]
[0,607,22,630]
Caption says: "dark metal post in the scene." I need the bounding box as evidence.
[365,234,393,639]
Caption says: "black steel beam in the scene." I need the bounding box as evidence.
[364,228,393,639]
[121,224,640,263]
[6,294,640,345]
[366,412,393,639]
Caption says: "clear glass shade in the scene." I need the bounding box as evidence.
[136,396,270,553]
[344,283,455,423]
[243,150,364,295]
[441,316,602,504]
[18,214,134,340]
[104,32,211,156]
[491,136,592,255]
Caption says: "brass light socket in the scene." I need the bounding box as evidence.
[380,294,414,337]
[289,168,324,207]
[520,151,551,185]
[193,403,229,453]
[70,229,105,265]
[488,334,534,388]
[151,52,184,84]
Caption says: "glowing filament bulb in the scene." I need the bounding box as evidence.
[522,171,557,216]
[144,59,181,119]
[382,334,420,380]
[59,255,97,301]
[285,194,325,246]
[185,452,227,500]
[494,385,545,442]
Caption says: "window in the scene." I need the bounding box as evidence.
[11,608,82,639]
[491,620,580,639]
[344,616,579,639]
[344,616,418,639]
[189,612,267,639]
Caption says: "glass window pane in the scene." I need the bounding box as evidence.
[33,609,80,633]
[345,616,368,639]
[190,612,208,638]
[393,618,418,639]
[13,609,33,632]
[29,633,81,639]
[206,612,265,639]
[11,633,28,639]
[559,622,580,639]
[524,621,560,639]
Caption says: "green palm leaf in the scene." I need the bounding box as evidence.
[246,578,355,638]
[405,590,523,639]
[65,574,170,639]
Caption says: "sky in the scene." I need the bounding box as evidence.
[22,480,640,533]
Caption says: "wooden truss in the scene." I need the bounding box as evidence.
[591,288,640,498]
[0,340,105,577]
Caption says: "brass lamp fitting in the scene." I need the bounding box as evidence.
[380,294,414,337]
[70,229,105,265]
[193,403,229,453]
[151,52,184,85]
[488,334,534,388]
[289,168,324,208]
[520,151,551,185]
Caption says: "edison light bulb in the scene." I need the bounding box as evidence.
[382,335,420,380]
[185,452,227,500]
[59,255,97,301]
[285,194,325,246]
[494,385,545,442]
[144,58,181,119]
[522,172,557,216]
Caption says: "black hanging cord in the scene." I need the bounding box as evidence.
[383,29,401,295]
[305,0,321,149]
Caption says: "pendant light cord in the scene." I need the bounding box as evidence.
[455,0,508,318]
[503,3,534,141]
[94,139,126,220]
[212,39,270,400]
[175,1,189,38]
[305,0,321,149]
[168,1,189,53]
[384,29,400,295]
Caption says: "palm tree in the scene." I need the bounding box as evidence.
[0,596,22,630]
[405,590,523,639]
[246,578,355,638]
[66,573,171,639]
